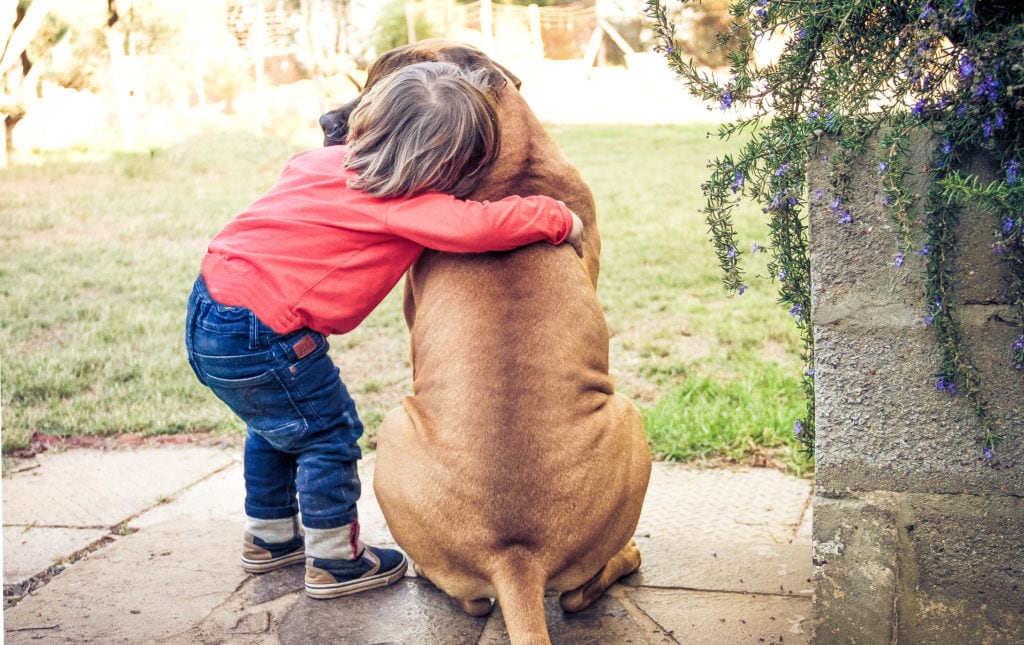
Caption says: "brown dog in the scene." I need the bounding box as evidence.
[320,40,651,645]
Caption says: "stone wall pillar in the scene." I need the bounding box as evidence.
[808,134,1023,643]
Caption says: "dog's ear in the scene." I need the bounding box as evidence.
[364,42,439,88]
[491,60,522,91]
[437,42,523,93]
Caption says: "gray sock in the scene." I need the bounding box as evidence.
[245,516,299,544]
[304,521,363,560]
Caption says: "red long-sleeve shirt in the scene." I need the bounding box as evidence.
[201,146,573,335]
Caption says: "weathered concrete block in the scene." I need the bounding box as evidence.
[813,321,1023,495]
[812,492,899,644]
[814,492,1024,644]
[897,492,1024,643]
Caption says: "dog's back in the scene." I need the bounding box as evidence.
[372,49,650,644]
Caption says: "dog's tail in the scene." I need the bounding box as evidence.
[490,556,551,645]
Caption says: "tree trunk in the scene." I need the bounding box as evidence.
[1,0,57,164]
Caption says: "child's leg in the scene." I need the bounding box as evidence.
[240,431,305,572]
[185,277,405,593]
[270,341,407,598]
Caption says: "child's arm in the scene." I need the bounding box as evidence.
[384,193,583,256]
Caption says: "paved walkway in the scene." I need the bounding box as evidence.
[3,442,812,644]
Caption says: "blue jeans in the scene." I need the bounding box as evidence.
[185,276,363,530]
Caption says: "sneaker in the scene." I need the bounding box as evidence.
[240,533,305,573]
[304,545,408,599]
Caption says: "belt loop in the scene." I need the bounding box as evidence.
[248,310,260,350]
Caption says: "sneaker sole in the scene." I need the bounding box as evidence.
[305,556,409,599]
[241,549,306,574]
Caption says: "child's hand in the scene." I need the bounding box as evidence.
[566,211,585,258]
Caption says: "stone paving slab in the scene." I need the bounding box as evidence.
[2,526,109,586]
[4,519,246,644]
[637,464,812,545]
[128,460,245,531]
[626,587,811,645]
[634,537,813,596]
[2,446,237,593]
[3,447,236,526]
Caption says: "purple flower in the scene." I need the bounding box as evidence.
[807,368,816,376]
[728,245,738,259]
[738,285,747,295]
[720,90,734,111]
[878,161,889,173]
[778,269,787,281]
[959,55,974,78]
[1007,160,1019,184]
[924,313,935,325]
[775,162,793,176]
[912,100,926,116]
[793,420,803,436]
[936,376,958,394]
[983,120,994,138]
[983,447,994,460]
[731,170,745,193]
[814,188,824,201]
[837,209,854,224]
[976,75,1000,102]
[894,253,905,268]
[789,304,804,321]
[1013,336,1024,351]
[831,196,842,209]
[751,242,761,253]
[995,111,1006,129]
[1005,217,1016,233]
[919,244,931,256]
[920,1,934,19]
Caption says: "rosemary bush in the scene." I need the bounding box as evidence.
[646,0,1024,458]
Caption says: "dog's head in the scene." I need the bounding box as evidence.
[319,39,521,147]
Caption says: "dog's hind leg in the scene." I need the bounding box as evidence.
[455,596,494,617]
[414,562,494,616]
[558,539,642,613]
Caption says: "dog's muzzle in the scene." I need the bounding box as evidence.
[319,111,348,147]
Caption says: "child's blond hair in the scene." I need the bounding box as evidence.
[344,61,501,199]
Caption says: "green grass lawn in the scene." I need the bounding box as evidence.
[1,125,811,473]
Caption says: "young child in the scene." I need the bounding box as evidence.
[184,61,583,600]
